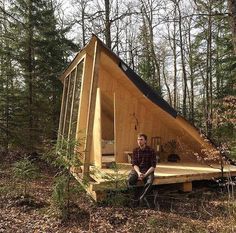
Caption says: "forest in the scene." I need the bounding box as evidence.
[0,0,236,232]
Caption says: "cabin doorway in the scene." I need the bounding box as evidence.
[101,91,115,167]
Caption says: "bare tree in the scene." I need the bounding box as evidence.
[139,0,162,93]
[166,2,178,109]
[206,1,213,137]
[174,0,188,117]
[104,0,111,48]
[187,18,195,123]
[160,45,173,106]
[72,0,92,46]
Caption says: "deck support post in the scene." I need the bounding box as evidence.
[182,182,192,192]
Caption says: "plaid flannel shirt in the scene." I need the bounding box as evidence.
[131,146,157,173]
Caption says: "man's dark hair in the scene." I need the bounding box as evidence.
[138,133,147,141]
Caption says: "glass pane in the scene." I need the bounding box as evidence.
[70,61,84,140]
[64,71,75,140]
[59,76,69,139]
[67,68,76,140]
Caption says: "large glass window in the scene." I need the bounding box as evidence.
[64,69,75,138]
[70,63,83,140]
[58,76,69,141]
[58,60,84,144]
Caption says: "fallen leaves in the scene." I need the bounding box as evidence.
[1,159,236,233]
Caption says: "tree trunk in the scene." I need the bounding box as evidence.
[140,0,161,94]
[173,5,177,109]
[81,4,86,46]
[27,0,34,149]
[228,0,236,54]
[0,0,9,153]
[177,2,188,117]
[166,2,178,109]
[162,62,172,106]
[104,0,111,48]
[206,3,213,137]
[5,62,9,153]
[187,18,194,123]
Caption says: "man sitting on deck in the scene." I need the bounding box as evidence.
[127,133,157,203]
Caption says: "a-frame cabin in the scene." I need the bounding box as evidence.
[58,35,236,201]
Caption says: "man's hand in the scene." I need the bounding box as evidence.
[138,172,144,180]
[144,167,155,177]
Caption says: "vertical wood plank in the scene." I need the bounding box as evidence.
[93,88,102,167]
[83,40,101,177]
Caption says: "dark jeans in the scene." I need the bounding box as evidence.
[127,169,154,200]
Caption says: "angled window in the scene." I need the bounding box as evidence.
[70,62,83,141]
[58,59,84,146]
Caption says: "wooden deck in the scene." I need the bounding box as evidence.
[72,162,236,201]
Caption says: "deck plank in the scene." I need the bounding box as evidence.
[88,162,236,191]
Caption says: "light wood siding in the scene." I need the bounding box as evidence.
[98,48,205,163]
[101,91,114,140]
[58,36,218,170]
[83,40,101,176]
[91,88,102,167]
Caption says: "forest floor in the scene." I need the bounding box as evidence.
[1,153,236,233]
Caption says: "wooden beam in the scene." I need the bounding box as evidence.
[93,88,102,167]
[113,92,117,161]
[181,182,192,192]
[89,190,107,202]
[83,39,101,177]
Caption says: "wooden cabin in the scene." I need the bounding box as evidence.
[58,35,236,201]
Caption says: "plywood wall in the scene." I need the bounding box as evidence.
[98,64,166,163]
[97,49,206,163]
[56,37,223,178]
[101,92,114,140]
[62,40,216,167]
[90,88,102,167]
